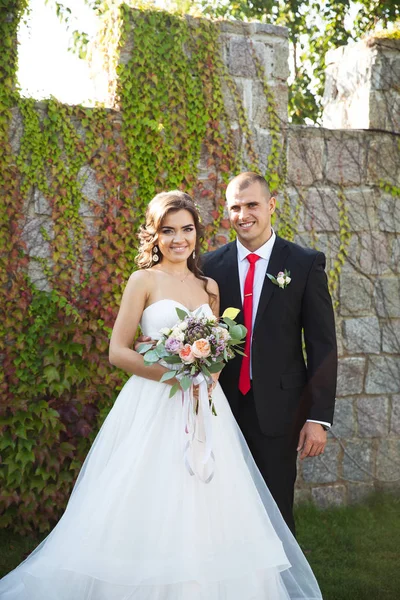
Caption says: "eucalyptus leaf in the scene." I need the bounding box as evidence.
[155,344,169,358]
[169,383,180,398]
[175,307,188,320]
[223,317,236,328]
[143,349,159,363]
[163,355,181,364]
[230,324,246,340]
[207,362,224,373]
[180,376,192,392]
[137,343,153,354]
[160,370,177,383]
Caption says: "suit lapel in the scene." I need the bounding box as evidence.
[254,236,289,331]
[221,242,243,321]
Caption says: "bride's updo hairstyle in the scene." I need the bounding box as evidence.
[136,192,215,299]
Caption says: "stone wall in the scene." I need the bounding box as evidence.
[7,11,400,505]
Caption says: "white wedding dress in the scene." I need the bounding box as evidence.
[0,300,322,600]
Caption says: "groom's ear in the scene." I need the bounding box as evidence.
[269,196,277,214]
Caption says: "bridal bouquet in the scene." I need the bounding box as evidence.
[138,306,246,412]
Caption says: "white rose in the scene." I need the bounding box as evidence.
[178,321,188,331]
[277,276,285,286]
[285,276,291,284]
[160,327,171,336]
[217,327,230,341]
[171,329,185,342]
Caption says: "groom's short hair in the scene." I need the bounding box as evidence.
[227,172,271,199]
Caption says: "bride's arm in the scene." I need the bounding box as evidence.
[205,277,221,387]
[206,277,220,319]
[109,271,177,385]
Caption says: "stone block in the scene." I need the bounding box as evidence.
[21,216,53,260]
[348,482,375,504]
[9,107,23,155]
[78,166,103,207]
[303,187,339,232]
[33,188,52,216]
[367,136,400,186]
[27,260,51,292]
[359,232,390,275]
[331,398,356,438]
[252,81,288,126]
[376,439,400,482]
[329,232,359,274]
[390,395,400,435]
[342,440,373,482]
[294,488,311,505]
[378,193,400,233]
[325,133,365,186]
[227,37,266,79]
[365,356,400,394]
[302,442,340,484]
[344,187,377,232]
[253,127,273,174]
[374,278,400,318]
[342,317,381,354]
[339,272,373,318]
[381,320,400,353]
[369,90,400,133]
[390,236,400,273]
[311,485,346,508]
[337,357,366,396]
[356,396,389,437]
[287,128,324,186]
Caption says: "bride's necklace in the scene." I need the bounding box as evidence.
[158,268,191,283]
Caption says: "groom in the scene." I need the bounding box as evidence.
[202,172,337,535]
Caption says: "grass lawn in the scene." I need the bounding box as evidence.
[0,493,399,598]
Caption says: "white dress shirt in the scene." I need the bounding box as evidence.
[236,233,331,429]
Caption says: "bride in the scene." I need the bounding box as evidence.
[0,191,322,600]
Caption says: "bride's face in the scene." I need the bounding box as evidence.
[157,209,197,264]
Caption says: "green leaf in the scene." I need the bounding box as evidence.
[137,343,153,354]
[230,324,246,340]
[160,370,176,383]
[143,349,159,363]
[163,355,181,364]
[207,361,224,373]
[222,317,236,327]
[175,307,188,320]
[43,365,60,383]
[169,382,180,398]
[180,375,192,391]
[222,307,240,320]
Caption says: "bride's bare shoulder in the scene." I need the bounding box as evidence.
[204,276,219,296]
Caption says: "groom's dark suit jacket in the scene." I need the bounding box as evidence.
[202,236,337,437]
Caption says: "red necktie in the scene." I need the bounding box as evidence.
[239,253,260,395]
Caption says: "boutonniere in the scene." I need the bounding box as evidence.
[267,269,291,289]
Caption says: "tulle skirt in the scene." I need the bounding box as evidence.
[0,376,322,599]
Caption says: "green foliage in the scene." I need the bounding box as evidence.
[197,0,400,124]
[0,2,354,533]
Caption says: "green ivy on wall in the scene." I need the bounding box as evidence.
[0,3,305,533]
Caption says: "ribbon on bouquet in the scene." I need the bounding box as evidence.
[181,373,215,484]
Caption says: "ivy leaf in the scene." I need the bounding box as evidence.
[43,365,60,383]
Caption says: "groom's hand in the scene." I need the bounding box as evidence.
[297,422,327,460]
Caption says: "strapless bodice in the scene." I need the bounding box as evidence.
[140,299,213,339]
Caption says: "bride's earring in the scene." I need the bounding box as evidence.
[152,245,159,263]
[192,250,195,259]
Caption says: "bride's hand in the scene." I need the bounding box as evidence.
[208,372,219,396]
[134,335,156,352]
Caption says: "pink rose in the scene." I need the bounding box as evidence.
[192,338,211,359]
[179,344,195,364]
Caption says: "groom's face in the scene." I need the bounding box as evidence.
[226,181,276,251]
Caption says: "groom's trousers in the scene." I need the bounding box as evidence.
[236,388,298,537]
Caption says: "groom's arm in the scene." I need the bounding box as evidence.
[301,252,338,426]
